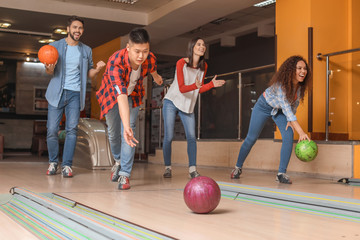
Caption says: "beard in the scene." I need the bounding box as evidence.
[69,31,81,42]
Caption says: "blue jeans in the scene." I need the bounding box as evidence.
[47,89,80,167]
[105,97,139,178]
[162,99,197,167]
[236,95,294,173]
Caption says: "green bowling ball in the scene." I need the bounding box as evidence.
[295,140,318,162]
[58,130,66,141]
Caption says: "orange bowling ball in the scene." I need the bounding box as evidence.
[38,45,59,64]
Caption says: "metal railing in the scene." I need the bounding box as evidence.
[151,63,275,149]
[317,48,360,141]
[199,64,275,140]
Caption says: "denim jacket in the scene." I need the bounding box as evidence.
[45,38,93,111]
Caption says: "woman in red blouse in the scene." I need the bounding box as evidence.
[162,37,225,179]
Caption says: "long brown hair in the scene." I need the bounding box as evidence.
[186,37,206,71]
[269,55,311,104]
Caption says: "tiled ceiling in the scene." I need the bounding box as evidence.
[0,7,139,59]
[0,0,275,62]
[50,0,174,12]
[180,5,275,39]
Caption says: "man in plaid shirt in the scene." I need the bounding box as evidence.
[96,28,163,190]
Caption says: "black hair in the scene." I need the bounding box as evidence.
[129,28,150,44]
[67,16,85,27]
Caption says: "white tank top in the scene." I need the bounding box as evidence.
[165,63,204,113]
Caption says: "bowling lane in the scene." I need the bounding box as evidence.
[0,210,37,240]
[59,187,360,240]
[1,161,360,239]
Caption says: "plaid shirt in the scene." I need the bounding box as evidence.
[264,84,301,122]
[96,48,157,119]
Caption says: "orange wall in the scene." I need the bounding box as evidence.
[276,0,352,139]
[312,1,349,134]
[350,0,360,139]
[91,37,121,119]
[275,0,311,139]
[277,0,360,177]
[354,145,360,178]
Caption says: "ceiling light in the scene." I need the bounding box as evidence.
[254,0,276,7]
[108,0,138,4]
[54,28,67,35]
[39,39,55,44]
[0,22,11,28]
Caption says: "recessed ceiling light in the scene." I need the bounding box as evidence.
[0,22,11,28]
[39,39,55,43]
[254,0,276,7]
[54,28,67,35]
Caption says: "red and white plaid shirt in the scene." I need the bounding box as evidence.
[96,48,157,119]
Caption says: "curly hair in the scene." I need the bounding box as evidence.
[269,55,311,104]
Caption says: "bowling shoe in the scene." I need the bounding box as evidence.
[163,168,172,178]
[62,166,73,178]
[230,167,242,179]
[189,170,200,179]
[111,162,121,182]
[46,162,58,175]
[276,173,292,184]
[118,175,130,190]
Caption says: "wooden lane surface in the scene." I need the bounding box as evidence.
[1,161,360,239]
[59,188,360,240]
[0,211,38,240]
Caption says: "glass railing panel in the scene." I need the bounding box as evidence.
[199,73,239,139]
[350,52,360,139]
[240,68,275,139]
[200,66,275,139]
[149,65,275,153]
[328,54,350,138]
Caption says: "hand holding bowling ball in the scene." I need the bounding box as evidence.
[38,45,59,65]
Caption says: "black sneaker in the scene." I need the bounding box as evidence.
[163,168,172,178]
[110,162,121,182]
[230,167,242,179]
[47,162,58,175]
[276,173,292,184]
[189,170,200,179]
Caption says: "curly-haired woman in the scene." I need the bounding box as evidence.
[230,55,311,184]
